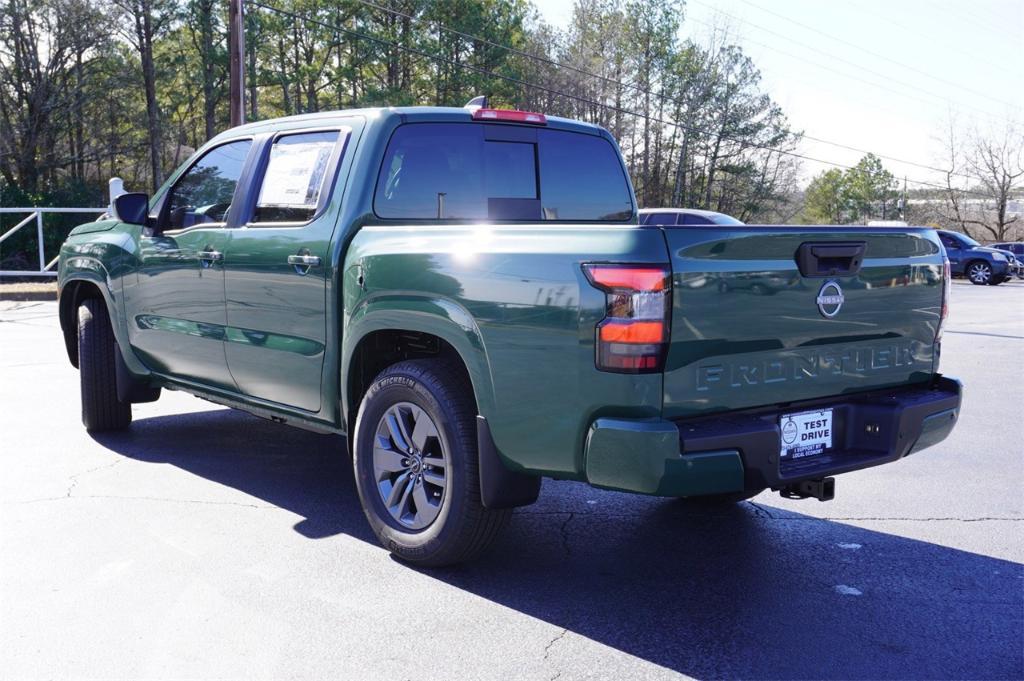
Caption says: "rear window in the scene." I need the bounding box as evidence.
[374,123,633,221]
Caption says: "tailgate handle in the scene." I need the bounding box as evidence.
[796,241,866,277]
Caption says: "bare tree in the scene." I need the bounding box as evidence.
[940,116,1023,242]
[967,122,1023,241]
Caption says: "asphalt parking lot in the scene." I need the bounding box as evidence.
[1,280,1021,680]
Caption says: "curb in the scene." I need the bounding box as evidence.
[0,291,58,301]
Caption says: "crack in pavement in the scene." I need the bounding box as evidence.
[515,509,1019,523]
[2,460,278,510]
[543,628,568,662]
[558,513,574,556]
[771,515,1022,522]
[66,459,124,497]
[747,501,776,519]
[6,494,279,509]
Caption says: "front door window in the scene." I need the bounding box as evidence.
[165,139,252,230]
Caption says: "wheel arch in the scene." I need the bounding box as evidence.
[59,277,110,368]
[342,296,495,435]
[342,309,540,510]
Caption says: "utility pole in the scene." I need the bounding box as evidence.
[229,0,246,127]
[900,176,907,221]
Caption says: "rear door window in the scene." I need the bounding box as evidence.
[252,130,343,223]
[374,123,632,221]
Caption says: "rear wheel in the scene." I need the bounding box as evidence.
[967,261,993,285]
[352,359,510,567]
[77,299,131,432]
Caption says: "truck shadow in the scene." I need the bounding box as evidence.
[91,408,1023,680]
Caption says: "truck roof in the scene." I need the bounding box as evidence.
[216,106,606,142]
[638,208,725,217]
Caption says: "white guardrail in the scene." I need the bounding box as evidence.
[0,207,108,277]
[0,178,123,278]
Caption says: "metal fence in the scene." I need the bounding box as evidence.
[0,207,108,278]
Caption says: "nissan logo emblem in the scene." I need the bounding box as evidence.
[816,280,844,318]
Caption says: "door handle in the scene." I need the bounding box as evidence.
[198,250,223,265]
[287,255,321,267]
[795,241,865,277]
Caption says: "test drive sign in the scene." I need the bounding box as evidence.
[779,408,834,459]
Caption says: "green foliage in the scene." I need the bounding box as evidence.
[1,0,804,266]
[802,168,848,224]
[801,154,899,224]
[845,153,898,222]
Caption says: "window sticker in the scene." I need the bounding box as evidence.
[258,140,334,208]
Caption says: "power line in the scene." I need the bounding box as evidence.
[247,0,991,198]
[351,0,626,92]
[685,16,976,163]
[940,2,1018,43]
[735,0,1022,112]
[689,0,1016,122]
[840,0,1020,79]
[353,0,983,181]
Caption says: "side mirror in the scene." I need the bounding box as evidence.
[113,192,150,225]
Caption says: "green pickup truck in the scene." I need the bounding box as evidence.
[58,105,962,566]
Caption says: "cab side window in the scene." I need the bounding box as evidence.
[643,212,678,226]
[252,131,343,224]
[165,139,252,230]
[680,213,712,225]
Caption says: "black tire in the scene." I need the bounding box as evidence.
[677,489,765,506]
[352,359,510,567]
[988,274,1005,286]
[77,298,132,432]
[966,260,993,285]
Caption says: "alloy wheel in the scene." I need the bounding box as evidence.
[968,262,991,284]
[372,402,449,530]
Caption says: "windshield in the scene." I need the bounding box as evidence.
[709,213,745,226]
[959,233,981,247]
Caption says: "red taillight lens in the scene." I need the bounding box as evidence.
[586,267,667,291]
[471,108,547,125]
[598,320,666,344]
[584,264,671,373]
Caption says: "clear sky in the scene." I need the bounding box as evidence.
[533,0,1024,189]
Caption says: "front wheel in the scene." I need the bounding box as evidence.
[967,261,993,285]
[77,299,132,432]
[352,359,510,567]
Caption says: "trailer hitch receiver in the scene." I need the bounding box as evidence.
[780,477,835,502]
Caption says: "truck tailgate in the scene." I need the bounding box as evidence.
[661,226,944,419]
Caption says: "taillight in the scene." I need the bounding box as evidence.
[471,108,547,125]
[583,264,671,373]
[937,258,951,342]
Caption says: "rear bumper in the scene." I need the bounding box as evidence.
[584,375,962,497]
